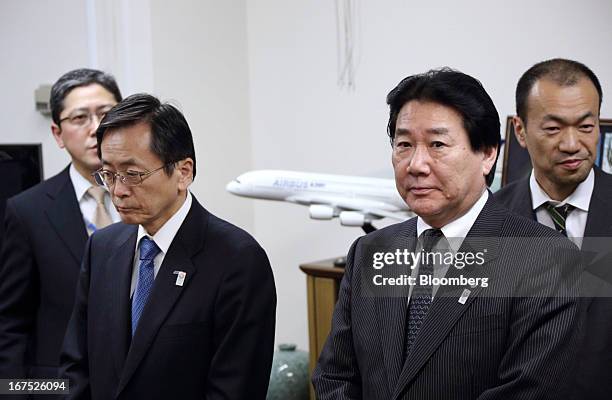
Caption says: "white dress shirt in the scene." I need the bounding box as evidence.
[411,189,489,298]
[529,169,593,249]
[130,191,193,297]
[69,164,121,231]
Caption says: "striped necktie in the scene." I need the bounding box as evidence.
[544,202,574,236]
[405,228,444,358]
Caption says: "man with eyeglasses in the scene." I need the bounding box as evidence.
[0,69,122,385]
[60,93,276,399]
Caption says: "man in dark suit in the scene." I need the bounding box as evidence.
[0,69,122,383]
[495,58,612,399]
[60,93,276,399]
[313,69,582,399]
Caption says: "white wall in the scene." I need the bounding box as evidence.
[149,0,254,232]
[246,0,612,351]
[1,0,90,178]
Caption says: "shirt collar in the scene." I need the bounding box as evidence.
[529,168,593,212]
[136,191,193,255]
[417,189,489,252]
[69,164,94,201]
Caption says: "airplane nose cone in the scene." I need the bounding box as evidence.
[226,180,241,195]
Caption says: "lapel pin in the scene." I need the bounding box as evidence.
[458,288,471,304]
[173,270,186,287]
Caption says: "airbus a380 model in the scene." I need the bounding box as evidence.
[226,170,412,232]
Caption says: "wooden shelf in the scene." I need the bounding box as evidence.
[300,258,345,400]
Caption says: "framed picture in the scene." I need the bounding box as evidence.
[501,117,612,187]
[599,122,612,174]
[501,116,531,187]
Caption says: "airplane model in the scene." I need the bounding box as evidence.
[226,170,412,233]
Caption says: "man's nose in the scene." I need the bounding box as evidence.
[111,178,130,198]
[558,128,581,154]
[407,145,431,176]
[88,114,104,137]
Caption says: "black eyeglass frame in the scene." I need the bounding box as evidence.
[58,107,114,127]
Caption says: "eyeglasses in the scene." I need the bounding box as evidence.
[92,163,174,188]
[59,107,113,127]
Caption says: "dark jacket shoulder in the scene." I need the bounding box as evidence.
[205,212,263,251]
[493,178,529,207]
[8,166,71,207]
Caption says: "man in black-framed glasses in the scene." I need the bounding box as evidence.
[0,69,122,386]
[60,93,276,400]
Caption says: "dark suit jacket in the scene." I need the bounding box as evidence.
[495,167,612,400]
[313,196,582,400]
[60,196,276,400]
[0,166,87,381]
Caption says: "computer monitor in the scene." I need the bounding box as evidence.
[0,144,43,243]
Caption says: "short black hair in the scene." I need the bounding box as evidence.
[516,58,603,122]
[96,93,197,179]
[386,67,501,186]
[50,68,122,125]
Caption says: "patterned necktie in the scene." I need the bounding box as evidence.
[87,186,113,233]
[131,237,161,336]
[544,202,574,236]
[405,228,444,358]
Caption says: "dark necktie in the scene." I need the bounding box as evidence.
[544,202,574,236]
[131,237,161,336]
[405,228,444,358]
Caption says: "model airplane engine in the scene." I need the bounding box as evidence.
[339,211,366,227]
[309,204,335,220]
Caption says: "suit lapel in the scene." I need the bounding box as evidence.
[580,168,612,307]
[375,219,417,391]
[117,199,208,395]
[515,178,536,220]
[109,225,138,381]
[44,167,88,264]
[583,168,612,239]
[392,198,502,399]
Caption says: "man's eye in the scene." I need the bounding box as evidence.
[543,126,560,133]
[97,108,113,119]
[125,171,141,177]
[579,124,594,132]
[431,141,445,148]
[71,115,88,123]
[395,141,411,148]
